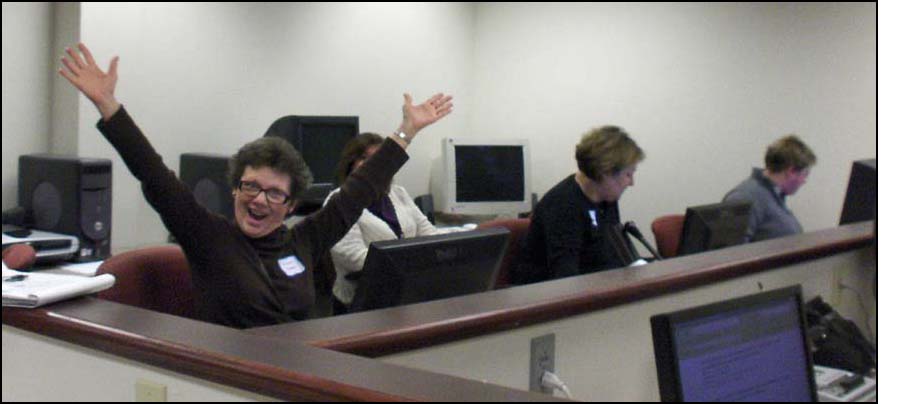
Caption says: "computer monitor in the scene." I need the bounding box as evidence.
[677,200,751,256]
[263,116,359,210]
[431,138,532,215]
[650,285,818,402]
[349,228,510,313]
[839,159,876,225]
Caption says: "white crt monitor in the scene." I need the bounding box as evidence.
[431,138,532,215]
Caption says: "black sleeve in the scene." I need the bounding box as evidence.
[291,139,409,265]
[96,107,226,255]
[541,201,586,279]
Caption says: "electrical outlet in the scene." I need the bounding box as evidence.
[136,379,167,402]
[529,333,555,393]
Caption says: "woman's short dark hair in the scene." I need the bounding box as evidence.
[575,126,645,181]
[765,135,817,173]
[335,132,385,185]
[228,137,312,200]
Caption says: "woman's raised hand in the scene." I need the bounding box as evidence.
[396,93,453,140]
[59,43,121,121]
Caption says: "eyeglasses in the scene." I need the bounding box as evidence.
[238,181,291,205]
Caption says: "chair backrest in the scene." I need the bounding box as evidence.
[651,214,686,259]
[476,218,531,289]
[96,245,196,319]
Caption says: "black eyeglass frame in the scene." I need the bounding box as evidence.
[238,181,292,205]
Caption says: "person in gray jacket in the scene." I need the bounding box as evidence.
[724,135,817,243]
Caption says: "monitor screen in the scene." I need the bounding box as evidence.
[432,138,532,215]
[297,121,358,185]
[839,159,876,225]
[650,285,817,402]
[349,228,510,313]
[455,145,525,202]
[677,201,751,256]
[264,116,359,207]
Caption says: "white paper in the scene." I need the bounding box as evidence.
[2,271,115,308]
[47,260,105,277]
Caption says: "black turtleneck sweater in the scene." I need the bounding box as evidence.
[518,175,627,284]
[97,107,407,328]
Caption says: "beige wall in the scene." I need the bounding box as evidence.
[2,3,875,251]
[1,326,274,401]
[470,3,876,241]
[2,3,53,210]
[72,3,476,250]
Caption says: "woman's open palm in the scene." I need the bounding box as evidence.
[59,43,120,119]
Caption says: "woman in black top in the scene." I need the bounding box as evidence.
[59,43,453,328]
[518,126,645,284]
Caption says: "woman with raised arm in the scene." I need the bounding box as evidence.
[325,133,465,315]
[59,43,452,328]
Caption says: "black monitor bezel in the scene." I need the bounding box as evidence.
[349,227,510,313]
[677,200,752,256]
[650,285,818,402]
[838,159,876,225]
[263,115,359,209]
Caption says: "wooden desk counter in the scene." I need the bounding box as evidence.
[3,222,872,401]
[249,222,874,357]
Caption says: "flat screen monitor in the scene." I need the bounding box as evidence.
[431,138,532,215]
[839,159,876,225]
[264,116,359,209]
[677,200,751,256]
[349,228,510,313]
[650,285,817,402]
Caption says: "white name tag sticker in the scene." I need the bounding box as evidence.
[278,255,306,277]
[588,210,599,227]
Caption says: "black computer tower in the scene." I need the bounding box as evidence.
[18,154,112,261]
[179,153,234,219]
[839,159,876,225]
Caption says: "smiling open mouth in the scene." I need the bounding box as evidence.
[248,208,268,221]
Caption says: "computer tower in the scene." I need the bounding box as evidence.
[18,154,112,261]
[179,153,234,219]
[839,159,876,225]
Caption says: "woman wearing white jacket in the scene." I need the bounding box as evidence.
[325,133,454,314]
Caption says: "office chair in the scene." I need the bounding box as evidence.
[476,218,531,289]
[651,214,685,259]
[95,245,196,319]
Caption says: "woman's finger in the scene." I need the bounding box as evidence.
[58,67,78,86]
[78,43,98,67]
[65,47,86,70]
[60,57,81,77]
[108,56,119,78]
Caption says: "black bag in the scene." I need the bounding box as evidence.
[805,296,876,374]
